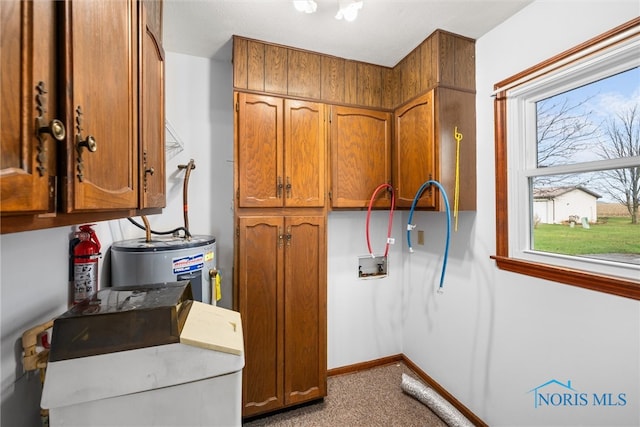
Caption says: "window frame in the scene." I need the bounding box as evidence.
[492,18,640,300]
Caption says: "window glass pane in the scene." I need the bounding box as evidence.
[535,67,640,167]
[531,170,640,266]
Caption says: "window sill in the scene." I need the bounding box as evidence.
[491,255,640,300]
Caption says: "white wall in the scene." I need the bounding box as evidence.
[402,2,639,426]
[327,211,404,369]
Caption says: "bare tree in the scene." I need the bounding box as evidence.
[537,97,597,167]
[597,104,640,224]
[535,97,598,188]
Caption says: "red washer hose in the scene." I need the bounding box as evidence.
[366,183,396,257]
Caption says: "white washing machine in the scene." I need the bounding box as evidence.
[41,283,244,426]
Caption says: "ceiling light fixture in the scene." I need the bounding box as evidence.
[335,0,363,22]
[293,0,318,14]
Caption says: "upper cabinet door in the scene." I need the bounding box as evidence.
[1,0,59,214]
[64,0,137,212]
[138,0,165,209]
[393,90,436,209]
[330,106,392,208]
[284,100,325,208]
[236,92,284,208]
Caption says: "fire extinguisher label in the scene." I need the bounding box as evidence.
[74,262,97,302]
[172,253,204,274]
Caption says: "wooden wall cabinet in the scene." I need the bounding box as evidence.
[330,106,392,209]
[233,36,395,109]
[235,92,326,208]
[395,30,475,105]
[62,0,138,212]
[1,0,60,214]
[0,0,165,233]
[238,215,327,418]
[393,88,476,210]
[139,0,166,209]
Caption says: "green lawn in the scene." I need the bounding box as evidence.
[533,216,640,255]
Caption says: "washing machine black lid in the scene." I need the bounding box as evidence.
[111,235,215,252]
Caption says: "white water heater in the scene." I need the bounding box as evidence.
[110,235,216,304]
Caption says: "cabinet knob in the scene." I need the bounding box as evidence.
[145,167,155,176]
[77,135,97,152]
[38,119,66,141]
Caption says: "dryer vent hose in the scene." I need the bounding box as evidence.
[401,374,473,427]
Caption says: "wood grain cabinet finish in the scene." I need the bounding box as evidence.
[233,36,395,109]
[63,0,138,212]
[0,0,165,233]
[394,91,436,208]
[1,0,59,214]
[330,106,392,209]
[139,0,166,209]
[236,92,326,208]
[238,215,327,418]
[393,88,476,211]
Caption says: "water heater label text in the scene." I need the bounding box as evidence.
[173,253,205,274]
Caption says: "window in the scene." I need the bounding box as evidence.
[493,18,640,299]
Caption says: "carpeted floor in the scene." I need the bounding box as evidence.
[243,362,448,427]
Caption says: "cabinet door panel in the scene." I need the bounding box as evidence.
[285,100,325,207]
[331,106,392,208]
[65,0,137,211]
[1,0,57,213]
[238,216,285,417]
[394,90,436,208]
[139,1,165,209]
[284,216,326,405]
[237,93,283,207]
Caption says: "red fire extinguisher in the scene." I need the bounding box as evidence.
[72,224,102,304]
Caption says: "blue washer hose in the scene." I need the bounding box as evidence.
[407,180,451,292]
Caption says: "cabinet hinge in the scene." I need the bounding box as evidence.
[236,226,239,237]
[328,191,332,201]
[235,102,239,112]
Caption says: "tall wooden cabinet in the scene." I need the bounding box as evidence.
[0,0,165,233]
[330,106,392,209]
[237,215,326,418]
[235,90,328,418]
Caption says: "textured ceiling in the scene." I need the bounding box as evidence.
[163,0,533,67]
